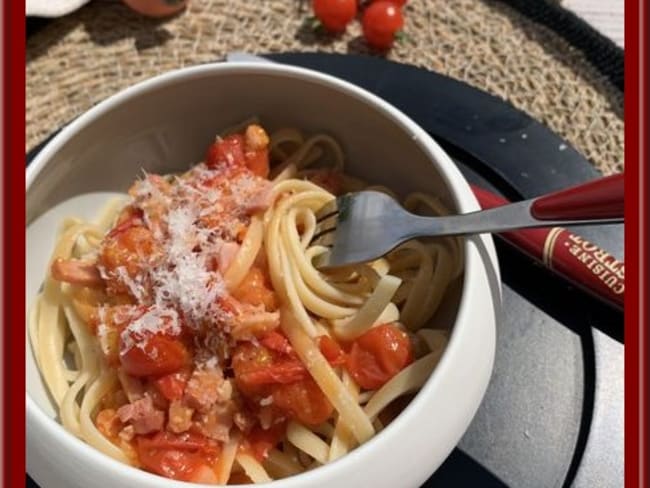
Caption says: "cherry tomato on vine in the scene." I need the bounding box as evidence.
[362,1,405,50]
[313,0,358,32]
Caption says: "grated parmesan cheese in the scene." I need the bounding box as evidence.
[106,156,269,358]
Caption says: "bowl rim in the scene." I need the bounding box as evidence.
[26,61,497,488]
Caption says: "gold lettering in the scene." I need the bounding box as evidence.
[569,244,582,257]
[568,233,583,244]
[593,248,611,263]
[592,263,605,274]
[604,276,618,288]
[613,283,625,294]
[577,252,592,264]
[581,241,598,252]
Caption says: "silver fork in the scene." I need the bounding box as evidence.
[310,174,624,269]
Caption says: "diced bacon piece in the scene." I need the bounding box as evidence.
[116,396,165,435]
[193,403,234,442]
[244,182,274,214]
[50,259,103,287]
[230,310,280,341]
[168,400,194,434]
[117,369,145,403]
[184,366,228,412]
[216,242,240,272]
[244,124,270,151]
[144,382,170,411]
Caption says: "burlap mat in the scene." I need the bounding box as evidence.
[26,0,623,175]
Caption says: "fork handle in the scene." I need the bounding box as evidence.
[530,173,624,220]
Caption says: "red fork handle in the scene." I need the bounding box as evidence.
[530,173,624,220]
[471,182,624,310]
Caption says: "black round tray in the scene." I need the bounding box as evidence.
[26,53,624,488]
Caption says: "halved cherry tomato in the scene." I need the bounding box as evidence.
[120,334,189,377]
[317,335,346,366]
[362,1,404,50]
[232,343,277,397]
[246,422,287,461]
[205,134,246,170]
[232,342,308,395]
[244,149,270,178]
[232,267,278,311]
[345,323,413,390]
[108,206,144,238]
[239,361,308,386]
[98,225,158,297]
[154,370,190,401]
[272,378,333,425]
[313,0,357,32]
[135,432,219,482]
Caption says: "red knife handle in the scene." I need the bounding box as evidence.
[471,184,624,310]
[530,173,624,220]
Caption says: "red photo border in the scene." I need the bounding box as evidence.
[5,1,647,487]
[624,1,648,487]
[4,2,26,488]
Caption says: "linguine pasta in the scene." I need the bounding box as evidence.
[29,121,462,484]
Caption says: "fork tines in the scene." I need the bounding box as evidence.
[311,198,341,246]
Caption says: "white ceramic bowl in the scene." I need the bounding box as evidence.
[26,62,500,488]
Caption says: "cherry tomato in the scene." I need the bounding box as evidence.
[120,333,189,377]
[205,134,246,170]
[317,335,346,366]
[260,330,293,355]
[244,149,270,178]
[233,343,308,395]
[345,323,413,390]
[246,422,287,461]
[272,378,333,425]
[135,432,219,482]
[232,267,278,311]
[122,0,188,18]
[98,225,158,297]
[313,0,357,32]
[232,343,297,397]
[361,1,404,50]
[154,370,190,401]
[108,206,144,238]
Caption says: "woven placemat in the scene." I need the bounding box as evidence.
[26,0,623,175]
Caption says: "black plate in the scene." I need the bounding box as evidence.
[27,53,623,488]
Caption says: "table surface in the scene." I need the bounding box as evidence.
[562,0,624,47]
